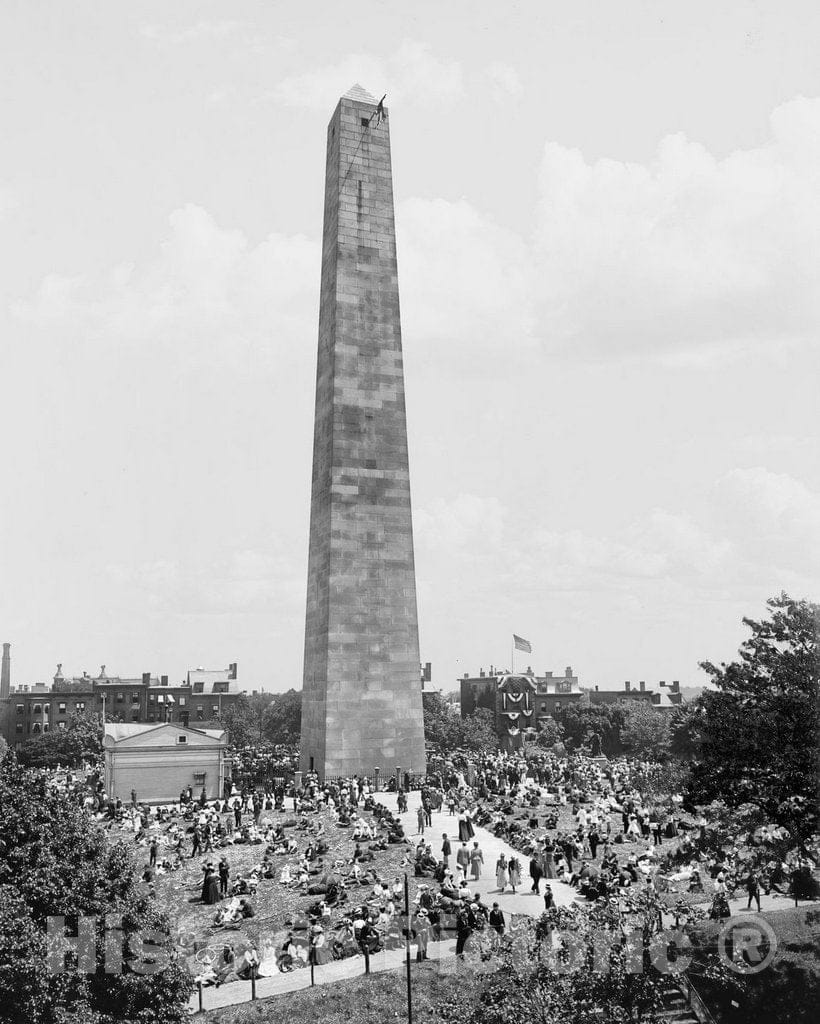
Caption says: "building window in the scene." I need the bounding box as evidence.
[15,723,22,733]
[43,724,50,733]
[149,693,156,703]
[540,702,547,712]
[32,723,41,734]
[212,704,219,716]
[16,704,23,715]
[178,696,186,707]
[58,703,66,715]
[76,702,85,711]
[116,692,124,703]
[196,706,204,721]
[177,735,187,745]
[33,704,41,715]
[57,721,66,730]
[131,693,140,703]
[554,702,561,713]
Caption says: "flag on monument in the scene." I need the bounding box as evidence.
[513,634,532,653]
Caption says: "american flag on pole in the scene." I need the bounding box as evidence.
[513,634,532,654]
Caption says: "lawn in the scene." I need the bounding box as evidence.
[203,959,470,1024]
[106,803,418,975]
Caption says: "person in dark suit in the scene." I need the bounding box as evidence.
[529,854,543,894]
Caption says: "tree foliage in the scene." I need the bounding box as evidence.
[535,716,564,748]
[560,699,627,755]
[620,701,671,759]
[423,693,497,753]
[0,759,193,1023]
[261,688,302,746]
[17,712,104,769]
[688,593,819,841]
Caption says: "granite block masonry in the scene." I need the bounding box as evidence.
[301,85,426,780]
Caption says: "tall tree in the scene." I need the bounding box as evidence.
[0,758,192,1022]
[423,693,497,752]
[262,689,302,746]
[688,593,819,841]
[17,711,104,768]
[620,701,671,759]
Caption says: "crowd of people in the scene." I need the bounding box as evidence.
[30,743,818,993]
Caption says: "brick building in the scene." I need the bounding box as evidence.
[460,666,683,749]
[460,666,584,750]
[0,661,244,749]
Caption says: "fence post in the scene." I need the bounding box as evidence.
[197,979,203,1012]
[363,943,371,975]
[251,963,257,1000]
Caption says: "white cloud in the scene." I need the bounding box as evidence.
[415,494,506,550]
[140,20,246,46]
[12,204,319,377]
[397,197,535,364]
[713,467,820,574]
[271,41,463,110]
[533,96,820,360]
[416,471,816,604]
[0,180,16,218]
[485,62,523,99]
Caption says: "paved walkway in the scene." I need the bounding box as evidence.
[192,937,459,1012]
[380,789,578,919]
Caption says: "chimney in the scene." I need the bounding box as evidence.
[161,674,168,686]
[594,685,599,692]
[479,667,485,678]
[624,680,631,691]
[142,672,151,686]
[565,666,572,678]
[1,643,10,699]
[659,680,666,688]
[228,662,237,679]
[671,680,680,693]
[639,680,646,692]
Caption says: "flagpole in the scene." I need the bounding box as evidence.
[511,635,514,676]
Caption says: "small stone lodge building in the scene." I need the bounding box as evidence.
[104,723,229,804]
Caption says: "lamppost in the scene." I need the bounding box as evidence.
[374,766,380,792]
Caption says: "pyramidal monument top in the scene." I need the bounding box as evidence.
[342,83,379,104]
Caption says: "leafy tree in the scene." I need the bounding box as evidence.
[669,701,701,759]
[688,593,819,841]
[536,716,564,748]
[262,688,302,746]
[211,693,277,748]
[560,699,626,755]
[17,712,104,769]
[459,707,498,752]
[620,701,671,759]
[0,759,193,1022]
[423,693,497,753]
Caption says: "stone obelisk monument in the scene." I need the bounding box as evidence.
[301,85,426,780]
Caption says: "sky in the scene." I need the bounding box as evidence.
[1,0,818,693]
